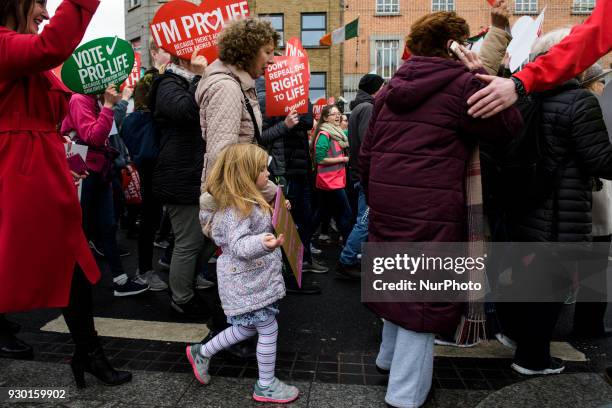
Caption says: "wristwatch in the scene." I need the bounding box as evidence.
[510,76,527,97]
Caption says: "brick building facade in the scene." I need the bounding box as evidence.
[343,0,610,107]
[125,1,609,107]
[253,0,344,102]
[124,0,343,101]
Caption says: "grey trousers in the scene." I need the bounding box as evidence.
[376,320,434,408]
[166,204,215,304]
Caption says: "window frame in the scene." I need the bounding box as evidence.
[259,14,285,47]
[129,0,141,10]
[310,72,327,101]
[301,13,327,48]
[572,0,595,14]
[373,39,400,81]
[514,0,539,15]
[375,0,400,15]
[431,0,455,12]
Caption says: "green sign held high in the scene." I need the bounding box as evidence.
[61,37,135,95]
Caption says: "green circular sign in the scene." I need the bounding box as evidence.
[61,37,135,95]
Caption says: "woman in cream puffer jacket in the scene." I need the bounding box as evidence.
[196,19,279,203]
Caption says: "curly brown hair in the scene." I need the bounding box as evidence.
[406,12,469,58]
[218,18,280,71]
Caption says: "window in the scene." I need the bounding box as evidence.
[514,0,538,14]
[301,14,326,47]
[375,40,399,80]
[259,14,284,46]
[310,72,327,101]
[431,0,454,11]
[131,38,142,53]
[572,0,595,14]
[376,0,400,15]
[129,0,141,8]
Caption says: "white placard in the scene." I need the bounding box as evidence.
[509,8,546,73]
[507,16,534,56]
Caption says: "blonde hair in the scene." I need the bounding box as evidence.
[205,144,272,217]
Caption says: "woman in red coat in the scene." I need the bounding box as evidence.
[0,0,130,388]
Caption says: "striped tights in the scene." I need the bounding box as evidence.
[200,316,278,386]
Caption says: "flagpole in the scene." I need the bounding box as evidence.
[355,14,360,69]
[339,0,344,105]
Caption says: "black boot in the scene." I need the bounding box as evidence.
[0,315,21,335]
[0,332,33,360]
[71,347,132,388]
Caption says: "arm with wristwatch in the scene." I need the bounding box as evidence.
[467,0,611,118]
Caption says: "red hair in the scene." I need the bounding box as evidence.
[406,12,469,58]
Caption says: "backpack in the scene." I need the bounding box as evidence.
[481,94,563,214]
[109,131,130,170]
[117,69,162,168]
[120,111,159,167]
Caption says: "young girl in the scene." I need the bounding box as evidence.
[187,144,299,404]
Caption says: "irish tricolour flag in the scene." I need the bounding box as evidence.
[319,18,359,46]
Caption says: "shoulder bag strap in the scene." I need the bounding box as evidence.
[241,88,263,146]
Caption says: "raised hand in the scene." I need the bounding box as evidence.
[103,84,121,108]
[190,49,208,76]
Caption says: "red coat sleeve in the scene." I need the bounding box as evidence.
[0,0,99,79]
[514,0,611,94]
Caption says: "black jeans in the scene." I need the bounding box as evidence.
[497,251,567,369]
[137,160,163,272]
[574,234,610,335]
[497,301,563,369]
[81,172,124,279]
[286,175,315,263]
[314,188,353,243]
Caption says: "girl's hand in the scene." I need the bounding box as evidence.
[263,233,285,249]
[285,200,291,210]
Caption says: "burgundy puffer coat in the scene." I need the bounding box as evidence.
[360,56,523,334]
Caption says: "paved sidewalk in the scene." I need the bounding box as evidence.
[1,359,611,407]
[0,358,489,407]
